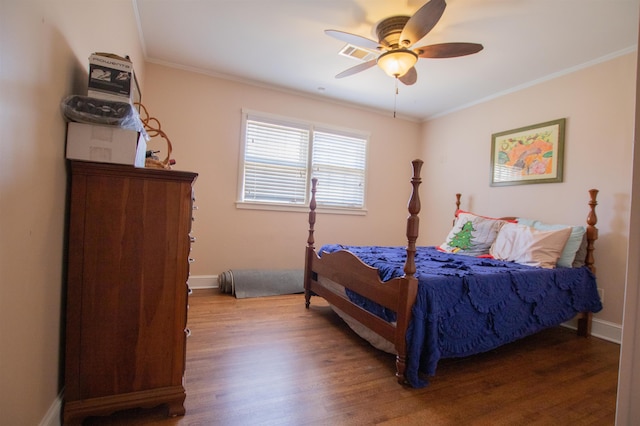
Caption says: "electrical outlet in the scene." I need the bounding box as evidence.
[598,288,604,303]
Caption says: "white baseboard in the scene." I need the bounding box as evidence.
[590,318,622,343]
[189,274,219,289]
[39,390,62,426]
[562,317,622,344]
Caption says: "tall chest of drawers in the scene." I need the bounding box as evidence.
[63,161,198,425]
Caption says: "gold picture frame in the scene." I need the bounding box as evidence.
[490,118,565,186]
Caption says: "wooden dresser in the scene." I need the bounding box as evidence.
[63,161,198,425]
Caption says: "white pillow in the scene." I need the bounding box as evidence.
[517,218,586,268]
[490,223,572,269]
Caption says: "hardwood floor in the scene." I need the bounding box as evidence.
[83,289,620,425]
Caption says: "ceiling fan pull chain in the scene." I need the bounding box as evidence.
[393,77,399,118]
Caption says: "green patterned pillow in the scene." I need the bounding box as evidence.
[439,211,510,257]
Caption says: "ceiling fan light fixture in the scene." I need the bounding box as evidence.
[377,49,418,78]
[326,0,482,85]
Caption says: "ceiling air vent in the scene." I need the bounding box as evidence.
[338,44,377,62]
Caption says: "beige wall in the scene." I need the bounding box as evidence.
[142,54,635,327]
[419,53,637,327]
[1,0,638,423]
[0,1,144,424]
[141,63,421,275]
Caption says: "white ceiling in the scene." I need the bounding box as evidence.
[134,0,639,121]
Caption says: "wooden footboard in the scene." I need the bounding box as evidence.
[305,159,423,385]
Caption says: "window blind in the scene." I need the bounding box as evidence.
[241,112,368,210]
[244,118,309,204]
[312,130,366,208]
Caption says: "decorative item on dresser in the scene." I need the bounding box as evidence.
[63,161,198,425]
[304,159,602,388]
[135,102,175,170]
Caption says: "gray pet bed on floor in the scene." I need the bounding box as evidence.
[218,269,304,298]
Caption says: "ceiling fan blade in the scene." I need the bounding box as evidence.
[335,59,377,79]
[325,30,383,51]
[399,0,447,47]
[399,67,417,85]
[416,42,484,58]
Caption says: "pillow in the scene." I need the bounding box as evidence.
[572,233,588,268]
[490,223,572,269]
[517,218,586,268]
[439,212,509,257]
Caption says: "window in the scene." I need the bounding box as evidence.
[238,110,368,213]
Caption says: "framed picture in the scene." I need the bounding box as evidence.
[490,118,565,186]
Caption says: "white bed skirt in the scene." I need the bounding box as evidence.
[318,276,397,355]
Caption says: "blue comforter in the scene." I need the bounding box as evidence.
[318,245,603,388]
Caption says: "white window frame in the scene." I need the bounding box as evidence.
[237,109,369,215]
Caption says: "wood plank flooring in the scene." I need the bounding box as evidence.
[83,289,620,425]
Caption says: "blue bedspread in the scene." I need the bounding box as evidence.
[318,245,603,388]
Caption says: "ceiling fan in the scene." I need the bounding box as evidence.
[325,0,483,85]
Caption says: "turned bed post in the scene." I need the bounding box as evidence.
[396,159,423,385]
[585,189,599,274]
[403,159,423,279]
[304,178,318,308]
[578,188,599,337]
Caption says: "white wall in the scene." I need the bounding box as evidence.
[0,1,144,424]
[419,53,637,327]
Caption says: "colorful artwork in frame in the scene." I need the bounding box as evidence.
[490,118,565,186]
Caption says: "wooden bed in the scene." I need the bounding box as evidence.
[304,159,601,387]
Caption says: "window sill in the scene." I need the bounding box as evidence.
[236,201,367,216]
